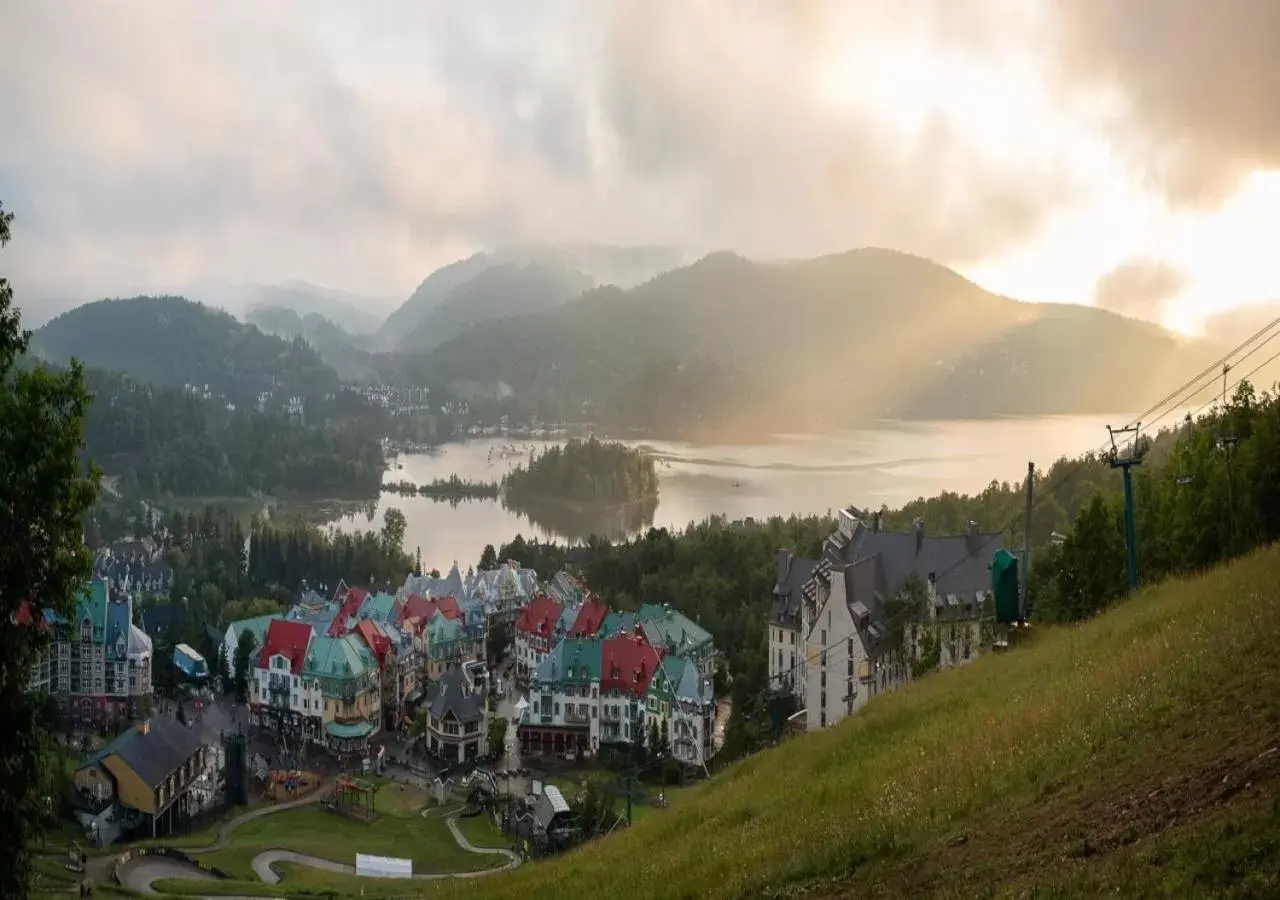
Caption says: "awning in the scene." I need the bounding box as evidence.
[326,720,375,739]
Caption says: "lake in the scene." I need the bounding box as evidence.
[317,415,1127,570]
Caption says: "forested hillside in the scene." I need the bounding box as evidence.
[33,295,340,407]
[82,368,384,498]
[399,249,1220,436]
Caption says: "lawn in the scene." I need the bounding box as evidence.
[453,813,509,849]
[424,544,1280,899]
[194,792,502,881]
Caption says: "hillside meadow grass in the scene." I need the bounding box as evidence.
[426,544,1280,899]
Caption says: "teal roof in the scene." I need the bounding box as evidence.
[326,720,375,738]
[533,637,602,685]
[638,606,713,656]
[600,610,638,637]
[304,634,377,681]
[653,655,714,704]
[364,592,398,623]
[428,611,465,643]
[228,614,276,649]
[75,580,109,638]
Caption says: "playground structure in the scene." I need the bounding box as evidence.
[263,769,321,803]
[324,775,380,822]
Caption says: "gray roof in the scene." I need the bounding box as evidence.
[92,716,204,789]
[854,526,1003,597]
[770,550,817,625]
[427,666,484,724]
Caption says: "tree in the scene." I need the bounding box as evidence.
[1,201,101,897]
[381,507,407,558]
[485,619,510,665]
[478,543,498,571]
[486,716,508,758]
[234,630,257,702]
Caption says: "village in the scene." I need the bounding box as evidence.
[20,505,1020,893]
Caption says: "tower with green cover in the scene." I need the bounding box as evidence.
[991,548,1020,624]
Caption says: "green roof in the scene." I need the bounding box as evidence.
[326,720,375,738]
[637,606,713,656]
[600,610,638,637]
[228,614,276,649]
[428,611,464,642]
[304,634,377,682]
[555,638,604,682]
[365,592,398,622]
[652,655,713,704]
[75,580,109,637]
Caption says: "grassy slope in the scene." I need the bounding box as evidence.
[436,545,1280,899]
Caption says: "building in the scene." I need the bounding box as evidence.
[648,655,717,765]
[514,594,567,681]
[306,634,382,756]
[804,558,911,731]
[783,508,1005,731]
[520,633,665,758]
[635,604,716,676]
[768,550,817,699]
[23,580,153,727]
[73,716,210,838]
[422,666,487,764]
[249,618,315,745]
[424,612,481,680]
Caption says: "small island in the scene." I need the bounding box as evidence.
[502,437,659,507]
[382,475,500,501]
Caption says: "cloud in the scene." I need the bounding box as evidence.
[1050,0,1280,206]
[0,1,1104,316]
[1093,259,1187,321]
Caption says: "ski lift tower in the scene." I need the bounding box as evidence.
[1106,422,1145,593]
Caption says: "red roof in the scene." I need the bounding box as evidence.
[568,596,609,638]
[355,619,392,666]
[13,599,48,630]
[259,619,313,675]
[515,593,564,638]
[601,632,663,694]
[327,587,369,637]
[397,594,462,630]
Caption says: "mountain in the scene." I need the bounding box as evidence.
[32,295,341,407]
[243,304,378,381]
[377,243,685,348]
[190,279,386,334]
[398,263,594,350]
[453,546,1280,898]
[399,248,1222,436]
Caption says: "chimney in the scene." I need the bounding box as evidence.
[912,518,925,555]
[965,520,981,557]
[872,510,882,533]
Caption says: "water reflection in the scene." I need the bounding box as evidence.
[504,495,659,543]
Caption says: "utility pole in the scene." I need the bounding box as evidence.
[1107,423,1144,593]
[625,774,633,826]
[1020,461,1034,621]
[1218,364,1239,552]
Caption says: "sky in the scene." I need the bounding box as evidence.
[2,0,1279,332]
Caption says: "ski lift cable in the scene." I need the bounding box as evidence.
[745,318,1280,725]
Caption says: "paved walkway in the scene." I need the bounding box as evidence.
[115,787,521,896]
[250,809,520,885]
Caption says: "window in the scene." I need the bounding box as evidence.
[820,671,826,688]
[820,710,827,728]
[553,702,560,715]
[847,659,853,677]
